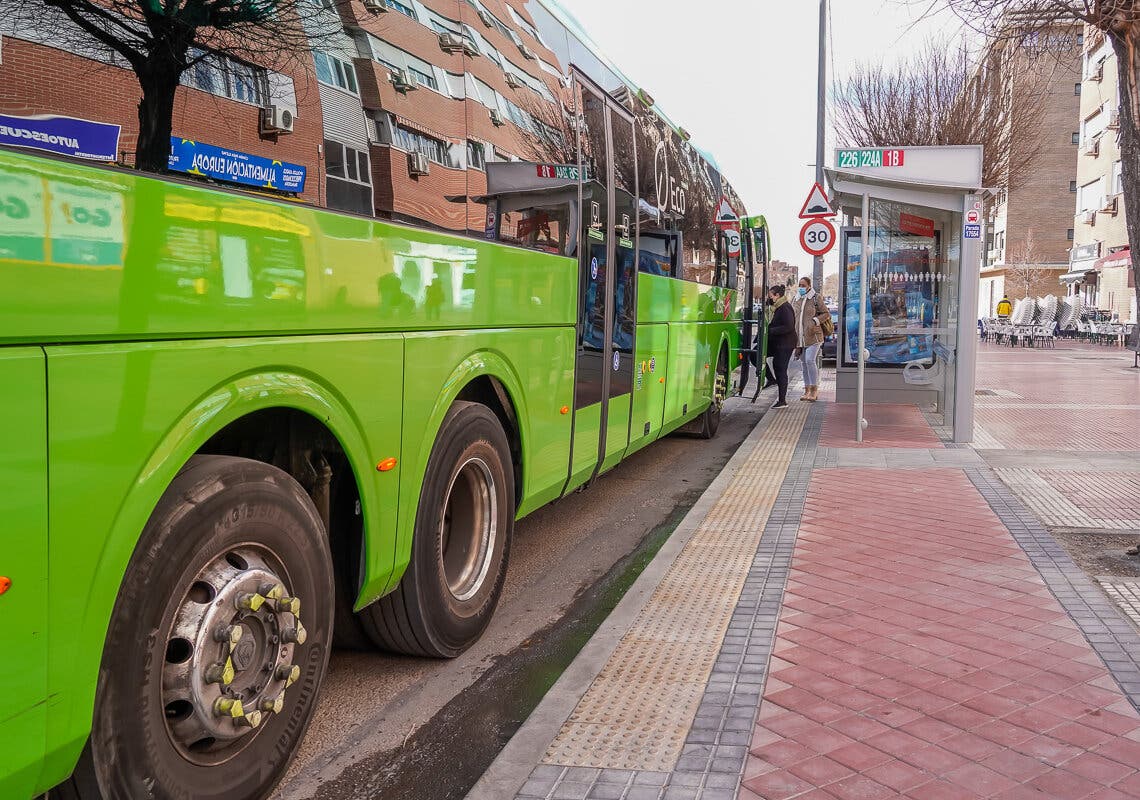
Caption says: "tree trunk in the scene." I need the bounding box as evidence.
[1111,29,1140,325]
[134,57,184,173]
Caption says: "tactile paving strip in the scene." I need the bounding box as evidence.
[541,405,809,772]
[1099,579,1140,628]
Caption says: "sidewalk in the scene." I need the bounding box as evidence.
[468,344,1140,800]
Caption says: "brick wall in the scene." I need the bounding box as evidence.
[0,36,325,204]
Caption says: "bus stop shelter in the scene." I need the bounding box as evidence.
[825,145,985,444]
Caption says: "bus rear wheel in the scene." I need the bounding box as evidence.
[359,401,513,658]
[698,348,729,439]
[64,455,333,800]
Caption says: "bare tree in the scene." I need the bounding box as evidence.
[923,0,1140,337]
[1004,228,1059,297]
[834,37,1049,191]
[9,0,336,171]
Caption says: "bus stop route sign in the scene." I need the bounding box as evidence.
[800,218,836,257]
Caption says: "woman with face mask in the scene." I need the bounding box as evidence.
[792,276,828,401]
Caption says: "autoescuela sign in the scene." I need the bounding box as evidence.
[0,113,120,162]
[168,137,306,194]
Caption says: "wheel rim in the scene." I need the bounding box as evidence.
[440,456,498,602]
[713,357,728,410]
[160,546,305,766]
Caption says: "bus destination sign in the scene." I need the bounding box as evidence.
[837,148,905,169]
[536,164,580,181]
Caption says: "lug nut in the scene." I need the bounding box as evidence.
[275,596,301,616]
[258,582,286,601]
[214,697,245,718]
[261,694,285,714]
[282,624,307,645]
[236,593,265,612]
[213,624,243,645]
[205,658,236,686]
[234,710,263,729]
[276,664,301,686]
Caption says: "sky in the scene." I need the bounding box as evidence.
[554,0,959,278]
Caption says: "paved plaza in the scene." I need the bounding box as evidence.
[469,343,1140,800]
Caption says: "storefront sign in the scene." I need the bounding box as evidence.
[0,113,120,162]
[837,148,905,169]
[168,138,306,193]
[899,212,935,237]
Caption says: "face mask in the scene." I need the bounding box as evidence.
[797,287,808,297]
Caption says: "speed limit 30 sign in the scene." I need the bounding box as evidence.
[799,218,836,257]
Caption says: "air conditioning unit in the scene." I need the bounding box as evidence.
[504,72,523,89]
[477,8,494,27]
[439,32,464,53]
[1083,137,1100,157]
[390,68,417,92]
[362,0,387,10]
[1108,109,1121,129]
[1101,195,1119,215]
[1080,210,1097,225]
[260,105,294,134]
[461,39,480,57]
[519,44,537,60]
[1092,60,1104,82]
[408,151,430,176]
[489,108,505,126]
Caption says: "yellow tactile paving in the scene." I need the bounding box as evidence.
[542,404,808,772]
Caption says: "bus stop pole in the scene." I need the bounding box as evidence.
[856,192,869,442]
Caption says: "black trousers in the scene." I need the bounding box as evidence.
[771,347,793,403]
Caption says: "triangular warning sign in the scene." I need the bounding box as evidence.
[798,183,835,219]
[715,195,739,229]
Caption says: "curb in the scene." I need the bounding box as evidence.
[465,398,777,800]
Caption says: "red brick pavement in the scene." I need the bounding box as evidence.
[743,468,1140,799]
[819,403,944,450]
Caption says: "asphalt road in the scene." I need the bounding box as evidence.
[273,395,766,800]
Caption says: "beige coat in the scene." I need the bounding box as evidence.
[793,289,828,348]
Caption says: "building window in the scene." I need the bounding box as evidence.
[182,52,271,106]
[1067,229,1075,240]
[385,0,416,18]
[325,140,373,216]
[1074,82,1082,95]
[1072,132,1080,144]
[467,140,485,170]
[393,125,459,167]
[408,66,438,91]
[313,52,359,94]
[1070,180,1078,192]
[1113,160,1123,195]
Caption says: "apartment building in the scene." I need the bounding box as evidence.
[0,4,323,203]
[1066,25,1135,322]
[0,0,584,235]
[975,20,1082,318]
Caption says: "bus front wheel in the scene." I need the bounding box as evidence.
[63,455,333,800]
[360,401,513,658]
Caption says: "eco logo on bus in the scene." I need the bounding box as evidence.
[654,141,686,218]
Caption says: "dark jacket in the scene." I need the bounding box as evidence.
[766,299,797,351]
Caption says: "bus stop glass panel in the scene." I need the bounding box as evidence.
[841,198,961,419]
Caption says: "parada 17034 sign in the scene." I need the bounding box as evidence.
[799,219,836,258]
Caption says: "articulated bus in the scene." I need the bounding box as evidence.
[0,3,770,798]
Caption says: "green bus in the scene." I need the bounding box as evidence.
[0,17,770,800]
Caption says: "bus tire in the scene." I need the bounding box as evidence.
[359,401,513,658]
[698,347,729,439]
[65,455,333,800]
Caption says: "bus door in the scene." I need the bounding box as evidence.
[566,76,638,490]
